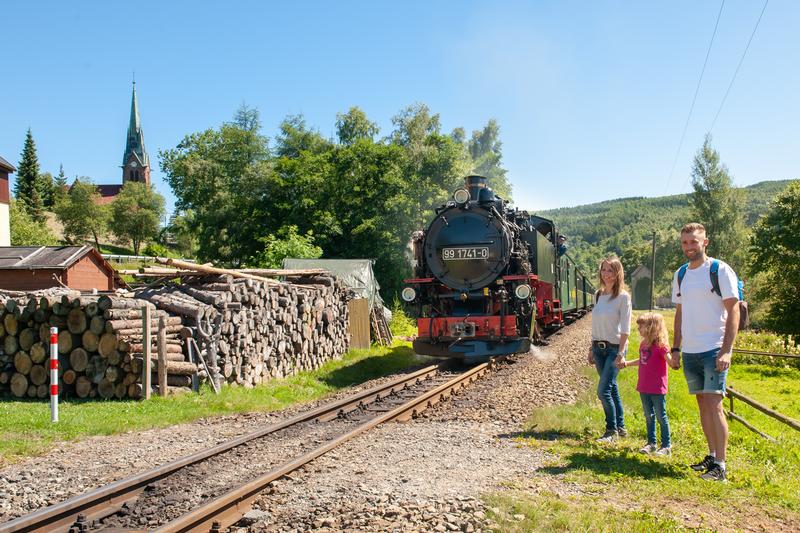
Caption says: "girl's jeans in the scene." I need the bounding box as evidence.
[640,392,671,448]
[593,344,625,432]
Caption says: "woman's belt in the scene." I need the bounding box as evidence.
[592,340,619,350]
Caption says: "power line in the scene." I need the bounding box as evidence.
[663,0,725,195]
[707,0,769,134]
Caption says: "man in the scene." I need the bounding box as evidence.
[557,235,567,257]
[671,223,740,481]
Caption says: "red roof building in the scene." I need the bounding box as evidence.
[0,246,125,291]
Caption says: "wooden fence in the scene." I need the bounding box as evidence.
[725,348,800,441]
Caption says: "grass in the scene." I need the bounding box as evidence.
[0,342,430,466]
[488,309,800,531]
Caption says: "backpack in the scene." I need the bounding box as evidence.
[677,259,749,330]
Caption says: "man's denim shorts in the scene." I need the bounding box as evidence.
[683,348,727,395]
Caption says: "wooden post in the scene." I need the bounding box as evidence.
[158,316,168,397]
[649,231,656,311]
[141,306,152,400]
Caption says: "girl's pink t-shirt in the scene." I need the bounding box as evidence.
[636,344,669,395]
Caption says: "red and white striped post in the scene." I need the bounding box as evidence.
[50,327,59,423]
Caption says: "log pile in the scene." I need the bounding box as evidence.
[135,271,351,388]
[0,263,352,400]
[0,293,187,399]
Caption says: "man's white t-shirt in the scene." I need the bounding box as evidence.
[671,258,739,354]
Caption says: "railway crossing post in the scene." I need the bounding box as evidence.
[50,327,58,423]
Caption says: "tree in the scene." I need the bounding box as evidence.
[336,107,379,145]
[248,225,323,268]
[161,108,272,263]
[54,178,108,249]
[689,135,747,271]
[229,102,261,132]
[109,182,165,255]
[14,128,45,222]
[749,181,800,336]
[10,199,59,245]
[467,119,512,200]
[163,210,199,258]
[39,171,55,208]
[53,164,68,204]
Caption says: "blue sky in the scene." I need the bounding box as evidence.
[1,1,796,218]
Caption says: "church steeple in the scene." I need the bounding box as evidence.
[122,81,150,185]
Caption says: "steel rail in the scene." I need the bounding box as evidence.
[0,364,442,533]
[155,361,496,533]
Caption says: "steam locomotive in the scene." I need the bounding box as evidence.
[403,175,594,362]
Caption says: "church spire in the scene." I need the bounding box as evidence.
[122,81,150,184]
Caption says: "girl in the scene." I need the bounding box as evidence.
[589,256,632,442]
[620,312,674,455]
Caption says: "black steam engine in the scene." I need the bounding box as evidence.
[403,175,594,362]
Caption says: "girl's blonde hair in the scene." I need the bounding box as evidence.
[636,312,669,349]
[597,255,627,299]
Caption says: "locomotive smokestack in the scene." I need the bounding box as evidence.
[465,175,488,201]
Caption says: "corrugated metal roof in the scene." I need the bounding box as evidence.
[0,155,16,173]
[0,246,94,270]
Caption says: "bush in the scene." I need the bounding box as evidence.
[389,298,417,337]
[142,242,171,258]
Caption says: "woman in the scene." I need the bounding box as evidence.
[588,255,632,442]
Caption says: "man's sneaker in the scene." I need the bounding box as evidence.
[617,427,628,437]
[655,446,672,457]
[690,455,715,472]
[596,430,617,443]
[639,443,657,454]
[700,463,727,481]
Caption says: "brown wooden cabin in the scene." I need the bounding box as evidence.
[0,246,125,291]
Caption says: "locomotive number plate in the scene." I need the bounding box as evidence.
[442,247,489,260]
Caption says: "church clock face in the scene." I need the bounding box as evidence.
[130,161,138,168]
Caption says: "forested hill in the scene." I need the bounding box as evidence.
[536,179,797,297]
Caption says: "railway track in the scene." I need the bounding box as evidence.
[1,359,501,533]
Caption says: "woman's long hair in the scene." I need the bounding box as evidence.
[636,312,669,349]
[597,255,627,299]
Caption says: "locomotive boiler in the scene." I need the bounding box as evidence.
[403,175,593,362]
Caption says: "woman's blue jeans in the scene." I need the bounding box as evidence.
[640,393,671,448]
[593,344,625,432]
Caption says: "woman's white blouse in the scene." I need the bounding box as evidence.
[591,292,632,344]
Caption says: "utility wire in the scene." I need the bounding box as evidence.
[707,0,769,134]
[663,0,725,195]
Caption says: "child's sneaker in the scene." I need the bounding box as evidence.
[655,446,672,456]
[639,443,657,454]
[690,455,715,472]
[617,427,628,437]
[700,463,727,482]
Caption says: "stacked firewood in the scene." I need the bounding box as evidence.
[0,293,188,399]
[0,262,352,399]
[135,270,351,388]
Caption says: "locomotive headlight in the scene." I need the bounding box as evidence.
[401,287,417,302]
[514,284,532,299]
[453,188,470,205]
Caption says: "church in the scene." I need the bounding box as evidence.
[94,82,151,204]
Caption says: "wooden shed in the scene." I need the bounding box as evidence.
[0,246,125,291]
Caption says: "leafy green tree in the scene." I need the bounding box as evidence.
[54,178,108,249]
[467,119,512,200]
[749,181,800,336]
[229,102,261,132]
[109,182,166,255]
[336,107,379,145]
[689,134,747,271]
[160,114,271,263]
[14,128,45,222]
[9,199,59,245]
[163,210,199,258]
[249,225,323,268]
